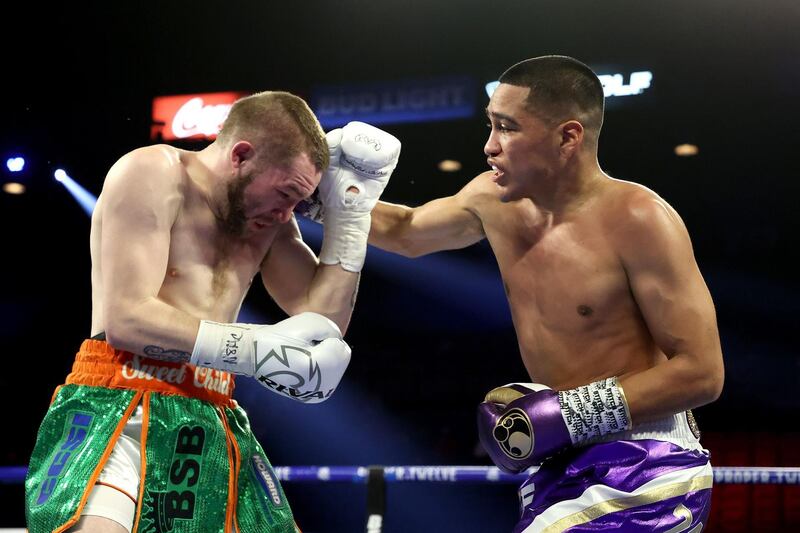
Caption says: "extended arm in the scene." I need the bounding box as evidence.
[369,179,487,257]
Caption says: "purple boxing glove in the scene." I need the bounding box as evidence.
[477,383,570,473]
[477,378,632,473]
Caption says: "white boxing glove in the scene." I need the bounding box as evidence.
[317,121,401,272]
[191,312,351,403]
[254,336,351,403]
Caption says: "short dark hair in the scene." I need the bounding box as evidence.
[218,91,329,172]
[499,56,605,142]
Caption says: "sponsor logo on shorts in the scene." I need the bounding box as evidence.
[122,356,188,384]
[664,503,703,533]
[493,408,533,460]
[140,426,206,533]
[252,454,284,508]
[35,411,94,506]
[192,366,232,395]
[121,355,231,396]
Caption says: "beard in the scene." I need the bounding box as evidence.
[220,170,255,237]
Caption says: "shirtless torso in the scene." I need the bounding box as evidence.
[90,145,279,334]
[469,173,666,390]
[30,91,365,533]
[370,170,721,423]
[368,57,722,533]
[88,141,358,361]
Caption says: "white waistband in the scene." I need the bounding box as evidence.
[592,411,704,452]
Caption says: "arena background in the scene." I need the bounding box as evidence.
[2,1,798,531]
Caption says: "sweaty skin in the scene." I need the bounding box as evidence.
[462,173,686,388]
[91,143,359,362]
[369,83,723,424]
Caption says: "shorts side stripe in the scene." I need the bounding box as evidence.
[525,462,713,533]
[130,391,151,533]
[53,390,144,533]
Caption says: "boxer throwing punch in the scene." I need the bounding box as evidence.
[25,91,400,533]
[369,56,723,531]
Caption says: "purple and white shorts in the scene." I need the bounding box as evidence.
[515,411,712,532]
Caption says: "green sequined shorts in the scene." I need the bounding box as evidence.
[25,339,297,533]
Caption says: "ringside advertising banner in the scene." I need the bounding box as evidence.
[151,92,249,141]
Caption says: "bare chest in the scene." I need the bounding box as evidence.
[486,216,633,334]
[160,207,277,320]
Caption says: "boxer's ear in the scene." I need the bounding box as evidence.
[230,141,255,167]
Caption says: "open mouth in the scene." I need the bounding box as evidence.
[491,165,505,183]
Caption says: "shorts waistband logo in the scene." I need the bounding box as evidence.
[120,355,231,396]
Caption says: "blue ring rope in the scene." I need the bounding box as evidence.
[2,465,799,485]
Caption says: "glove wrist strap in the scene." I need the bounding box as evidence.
[558,376,632,446]
[319,210,371,272]
[191,320,255,375]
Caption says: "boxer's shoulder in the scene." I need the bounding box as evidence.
[456,171,502,209]
[601,179,677,221]
[105,144,185,191]
[600,181,688,256]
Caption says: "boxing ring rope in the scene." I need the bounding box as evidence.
[4,466,798,532]
[273,465,800,485]
[3,464,799,485]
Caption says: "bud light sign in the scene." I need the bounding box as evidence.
[311,77,477,128]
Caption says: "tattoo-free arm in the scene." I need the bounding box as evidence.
[261,217,360,334]
[617,196,724,424]
[369,177,486,257]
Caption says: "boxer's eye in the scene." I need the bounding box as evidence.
[487,121,511,132]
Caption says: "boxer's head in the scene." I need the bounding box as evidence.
[498,56,604,145]
[485,56,604,202]
[216,92,326,235]
[218,91,328,173]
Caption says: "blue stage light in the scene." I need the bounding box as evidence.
[53,169,97,215]
[6,157,25,172]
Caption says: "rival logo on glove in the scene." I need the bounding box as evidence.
[341,155,390,178]
[256,376,335,401]
[493,408,533,460]
[254,343,332,402]
[353,133,382,151]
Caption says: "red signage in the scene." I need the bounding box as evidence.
[151,91,249,141]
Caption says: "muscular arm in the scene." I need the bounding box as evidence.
[263,174,489,331]
[100,147,199,361]
[617,196,724,424]
[369,177,487,257]
[261,217,360,334]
